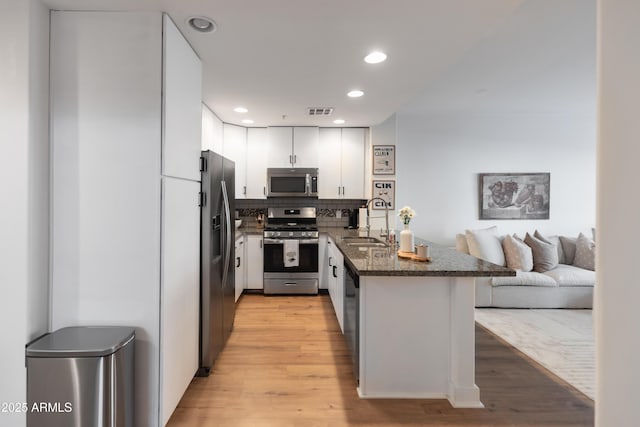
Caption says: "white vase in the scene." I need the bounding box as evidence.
[399,224,414,253]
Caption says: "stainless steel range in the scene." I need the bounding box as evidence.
[263,207,319,295]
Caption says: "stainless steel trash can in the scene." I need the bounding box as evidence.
[26,326,135,427]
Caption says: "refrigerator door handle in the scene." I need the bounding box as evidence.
[221,180,232,288]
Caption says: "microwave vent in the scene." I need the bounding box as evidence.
[307,107,334,116]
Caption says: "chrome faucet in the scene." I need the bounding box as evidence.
[366,197,390,241]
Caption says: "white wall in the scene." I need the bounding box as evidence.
[596,0,640,425]
[395,112,596,245]
[0,0,50,425]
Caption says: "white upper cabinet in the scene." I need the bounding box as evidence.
[318,128,366,199]
[162,15,202,181]
[292,127,319,168]
[318,128,342,198]
[223,124,247,199]
[246,128,268,198]
[202,105,223,154]
[267,127,293,167]
[267,126,319,168]
[340,128,366,199]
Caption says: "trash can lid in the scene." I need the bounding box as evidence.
[26,326,135,358]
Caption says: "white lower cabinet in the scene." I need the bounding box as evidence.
[235,236,245,301]
[246,235,264,289]
[327,237,344,332]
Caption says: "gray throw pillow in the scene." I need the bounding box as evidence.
[524,232,559,272]
[534,230,565,264]
[559,236,577,264]
[573,232,595,271]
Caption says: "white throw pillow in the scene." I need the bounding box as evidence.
[465,226,506,266]
[502,234,534,272]
[573,232,595,271]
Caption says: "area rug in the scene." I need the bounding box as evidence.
[475,308,595,400]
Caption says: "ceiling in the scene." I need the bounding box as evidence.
[41,0,596,127]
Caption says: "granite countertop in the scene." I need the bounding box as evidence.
[321,227,515,278]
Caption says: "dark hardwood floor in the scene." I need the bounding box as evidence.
[167,294,593,426]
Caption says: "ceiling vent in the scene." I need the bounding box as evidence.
[307,107,334,116]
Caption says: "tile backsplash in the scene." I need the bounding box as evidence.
[235,198,366,228]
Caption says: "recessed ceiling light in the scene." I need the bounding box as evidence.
[187,16,216,33]
[242,119,254,124]
[364,51,387,64]
[233,106,248,113]
[347,90,364,98]
[333,119,345,124]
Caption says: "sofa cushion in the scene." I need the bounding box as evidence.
[559,236,577,264]
[491,271,558,287]
[524,232,559,272]
[573,233,596,271]
[455,233,470,254]
[543,264,595,287]
[502,234,533,271]
[465,226,506,266]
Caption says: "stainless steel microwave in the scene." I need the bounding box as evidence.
[267,168,318,198]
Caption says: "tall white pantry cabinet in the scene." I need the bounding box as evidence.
[50,12,201,426]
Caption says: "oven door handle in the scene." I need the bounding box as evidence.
[263,238,319,244]
[264,238,285,244]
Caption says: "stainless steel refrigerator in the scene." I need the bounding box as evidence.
[198,150,236,376]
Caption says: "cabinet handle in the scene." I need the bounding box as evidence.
[332,265,338,278]
[338,186,341,196]
[329,256,333,266]
[263,186,266,195]
[293,154,297,164]
[236,257,241,268]
[260,240,263,249]
[289,154,292,164]
[342,186,345,195]
[243,185,247,195]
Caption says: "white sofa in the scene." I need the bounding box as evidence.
[457,228,595,308]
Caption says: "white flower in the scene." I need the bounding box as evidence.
[398,206,417,224]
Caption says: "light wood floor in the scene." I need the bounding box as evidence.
[167,294,593,427]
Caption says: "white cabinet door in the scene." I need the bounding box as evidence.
[340,128,366,199]
[246,235,264,289]
[292,127,319,167]
[327,237,344,332]
[318,128,342,198]
[160,177,200,426]
[202,105,223,154]
[319,234,328,290]
[162,15,202,181]
[223,124,247,198]
[235,237,245,302]
[267,127,293,167]
[246,128,268,198]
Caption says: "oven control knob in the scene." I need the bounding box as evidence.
[289,232,294,237]
[276,232,281,237]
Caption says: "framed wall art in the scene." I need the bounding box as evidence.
[371,180,395,210]
[479,173,550,220]
[372,145,395,175]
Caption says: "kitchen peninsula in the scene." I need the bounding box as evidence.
[325,228,514,408]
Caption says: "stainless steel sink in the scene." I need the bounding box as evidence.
[346,242,388,247]
[342,236,388,247]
